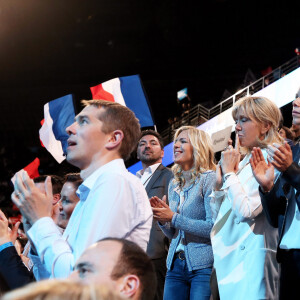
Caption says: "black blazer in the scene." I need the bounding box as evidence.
[0,245,35,290]
[260,144,300,262]
[145,164,173,259]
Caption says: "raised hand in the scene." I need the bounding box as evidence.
[150,196,165,208]
[250,147,274,192]
[11,170,53,224]
[220,135,241,174]
[152,197,174,224]
[0,209,20,245]
[267,142,293,172]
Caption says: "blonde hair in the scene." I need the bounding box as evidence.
[172,126,216,187]
[232,96,283,151]
[1,280,124,300]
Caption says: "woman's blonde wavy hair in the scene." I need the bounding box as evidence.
[232,96,283,153]
[172,126,216,187]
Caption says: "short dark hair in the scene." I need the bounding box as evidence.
[82,100,141,161]
[139,130,164,149]
[100,238,157,300]
[63,173,83,190]
[279,126,295,141]
[33,175,63,194]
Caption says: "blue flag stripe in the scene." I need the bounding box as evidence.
[49,94,75,153]
[120,75,154,128]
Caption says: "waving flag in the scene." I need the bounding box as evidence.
[90,75,155,128]
[11,157,40,184]
[177,88,188,101]
[39,94,75,163]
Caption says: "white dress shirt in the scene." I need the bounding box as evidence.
[136,162,161,187]
[28,159,153,279]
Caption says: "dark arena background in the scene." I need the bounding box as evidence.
[0,0,299,208]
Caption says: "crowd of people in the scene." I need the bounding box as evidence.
[0,94,299,300]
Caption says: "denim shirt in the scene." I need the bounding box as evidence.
[160,170,215,271]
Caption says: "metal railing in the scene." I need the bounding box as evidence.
[160,56,300,145]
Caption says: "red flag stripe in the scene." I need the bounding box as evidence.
[90,84,115,102]
[23,157,40,179]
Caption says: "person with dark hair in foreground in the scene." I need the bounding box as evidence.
[69,238,157,300]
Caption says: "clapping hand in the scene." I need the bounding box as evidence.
[266,142,293,172]
[250,147,274,192]
[0,210,20,246]
[150,196,174,224]
[150,196,165,208]
[218,135,240,180]
[11,170,53,225]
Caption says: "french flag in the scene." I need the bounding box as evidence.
[11,157,40,184]
[39,94,75,163]
[90,75,155,128]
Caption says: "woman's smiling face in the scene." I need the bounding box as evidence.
[173,130,194,171]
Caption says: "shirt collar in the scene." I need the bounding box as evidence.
[76,159,126,201]
[136,163,161,178]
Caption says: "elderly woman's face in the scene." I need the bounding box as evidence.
[234,111,268,149]
[174,130,194,171]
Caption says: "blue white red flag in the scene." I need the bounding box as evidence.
[39,94,75,163]
[90,75,155,128]
[11,157,40,184]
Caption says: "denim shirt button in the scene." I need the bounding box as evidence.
[235,219,240,224]
[240,245,245,250]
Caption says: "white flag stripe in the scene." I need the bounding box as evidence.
[39,103,65,163]
[102,78,126,106]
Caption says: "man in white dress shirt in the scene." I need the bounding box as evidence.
[12,100,153,279]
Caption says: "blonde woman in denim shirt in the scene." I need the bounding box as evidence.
[150,126,216,300]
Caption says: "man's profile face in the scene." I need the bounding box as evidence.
[137,135,164,166]
[65,106,111,170]
[69,240,123,286]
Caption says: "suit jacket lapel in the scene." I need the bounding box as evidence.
[146,164,164,194]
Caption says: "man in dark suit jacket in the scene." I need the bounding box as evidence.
[136,130,173,300]
[250,96,300,299]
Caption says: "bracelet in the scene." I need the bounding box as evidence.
[223,172,235,181]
